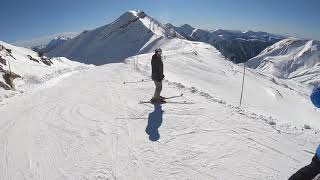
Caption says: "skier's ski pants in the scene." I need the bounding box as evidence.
[153,80,162,99]
[289,155,320,180]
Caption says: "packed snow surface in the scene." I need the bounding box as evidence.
[0,39,319,179]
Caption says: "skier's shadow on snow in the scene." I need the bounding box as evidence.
[145,104,164,141]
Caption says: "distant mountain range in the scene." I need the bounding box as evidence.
[11,10,319,88]
[18,11,285,65]
[167,23,286,63]
[32,36,74,55]
[13,32,79,48]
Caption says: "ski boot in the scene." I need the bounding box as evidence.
[151,97,166,104]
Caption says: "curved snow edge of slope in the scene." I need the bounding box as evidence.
[21,57,94,84]
[0,57,94,106]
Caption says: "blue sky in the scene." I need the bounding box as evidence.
[1,0,320,42]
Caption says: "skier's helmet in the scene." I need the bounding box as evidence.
[311,86,320,108]
[155,48,162,53]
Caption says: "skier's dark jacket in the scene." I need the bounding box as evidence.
[289,155,320,180]
[151,54,164,82]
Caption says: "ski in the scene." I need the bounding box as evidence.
[165,101,194,104]
[139,94,187,104]
[139,100,194,104]
[162,93,184,99]
[139,100,164,104]
[139,100,152,104]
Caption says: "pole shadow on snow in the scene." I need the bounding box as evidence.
[145,104,164,141]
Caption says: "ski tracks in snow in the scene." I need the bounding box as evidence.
[128,60,319,179]
[0,63,319,179]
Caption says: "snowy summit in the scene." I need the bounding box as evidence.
[48,11,183,65]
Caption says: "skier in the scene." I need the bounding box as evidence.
[289,86,320,180]
[151,48,165,103]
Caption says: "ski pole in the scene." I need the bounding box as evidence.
[239,63,246,106]
[123,79,152,84]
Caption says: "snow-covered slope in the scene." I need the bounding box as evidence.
[1,38,319,179]
[247,37,320,88]
[171,24,285,63]
[129,39,320,129]
[13,32,79,49]
[0,40,92,103]
[48,11,184,65]
[33,36,74,54]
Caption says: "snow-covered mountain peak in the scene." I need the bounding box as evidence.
[178,24,195,36]
[180,24,194,29]
[211,29,242,34]
[165,23,195,39]
[109,11,142,26]
[260,37,316,55]
[128,10,146,18]
[48,10,184,64]
[53,36,70,41]
[250,37,319,67]
[247,37,320,88]
[107,10,182,38]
